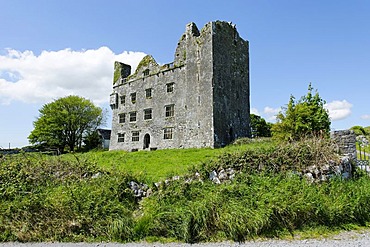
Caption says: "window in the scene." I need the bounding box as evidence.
[130,92,136,104]
[118,133,125,142]
[164,127,173,140]
[119,113,126,123]
[143,69,149,76]
[129,111,137,122]
[144,108,152,120]
[166,82,174,93]
[145,88,152,99]
[165,104,174,117]
[120,95,125,105]
[132,131,139,142]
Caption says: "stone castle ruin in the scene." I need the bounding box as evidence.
[109,21,250,151]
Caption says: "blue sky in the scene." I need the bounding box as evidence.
[1,0,370,148]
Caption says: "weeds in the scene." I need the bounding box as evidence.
[1,138,369,243]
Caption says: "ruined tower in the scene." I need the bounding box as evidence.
[109,21,250,151]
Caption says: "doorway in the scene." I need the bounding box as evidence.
[143,133,150,149]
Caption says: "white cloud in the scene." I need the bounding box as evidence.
[361,115,370,120]
[0,47,146,105]
[263,106,281,122]
[324,100,352,121]
[250,108,260,115]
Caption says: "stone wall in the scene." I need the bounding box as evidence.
[109,21,250,151]
[330,130,357,159]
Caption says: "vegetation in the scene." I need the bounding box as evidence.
[250,114,272,138]
[113,61,122,83]
[272,84,330,141]
[351,125,369,136]
[1,138,369,243]
[28,96,104,153]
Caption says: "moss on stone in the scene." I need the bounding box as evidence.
[113,61,121,84]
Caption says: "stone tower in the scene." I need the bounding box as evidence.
[109,21,250,151]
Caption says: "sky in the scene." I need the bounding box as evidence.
[1,0,370,148]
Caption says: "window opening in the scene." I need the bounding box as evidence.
[144,108,152,120]
[132,131,139,142]
[118,133,125,142]
[129,112,137,122]
[143,69,149,76]
[165,104,174,117]
[145,88,152,99]
[120,95,125,105]
[164,127,173,140]
[131,92,136,104]
[166,82,174,93]
[119,113,126,123]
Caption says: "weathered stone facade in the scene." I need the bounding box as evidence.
[330,130,357,159]
[109,21,250,151]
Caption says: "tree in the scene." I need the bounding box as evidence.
[350,126,369,136]
[29,95,104,152]
[250,114,272,137]
[272,84,330,141]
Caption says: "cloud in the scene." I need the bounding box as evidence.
[361,115,370,120]
[263,106,281,122]
[0,47,146,105]
[250,108,260,115]
[324,100,352,121]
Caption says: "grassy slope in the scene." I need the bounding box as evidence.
[2,138,369,242]
[72,139,273,183]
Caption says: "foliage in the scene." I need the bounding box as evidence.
[139,173,370,242]
[250,114,272,137]
[28,95,104,152]
[272,84,330,141]
[195,136,339,179]
[113,61,122,84]
[0,153,138,242]
[350,125,369,136]
[1,138,370,243]
[75,140,273,183]
[83,130,102,151]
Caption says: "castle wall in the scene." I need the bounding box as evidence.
[109,21,250,151]
[211,21,251,147]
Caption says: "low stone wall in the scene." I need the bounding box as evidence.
[330,130,357,159]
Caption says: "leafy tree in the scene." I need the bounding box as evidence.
[250,114,272,137]
[83,130,102,151]
[272,84,330,141]
[350,125,369,136]
[29,95,104,152]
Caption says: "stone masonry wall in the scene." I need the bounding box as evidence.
[330,130,357,159]
[109,21,250,151]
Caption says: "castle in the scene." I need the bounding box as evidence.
[109,21,250,151]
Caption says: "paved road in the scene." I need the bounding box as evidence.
[1,230,370,247]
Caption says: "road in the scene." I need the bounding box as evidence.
[1,230,370,247]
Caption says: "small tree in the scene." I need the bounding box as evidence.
[29,95,104,152]
[250,114,272,138]
[272,84,330,141]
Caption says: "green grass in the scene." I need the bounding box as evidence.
[70,139,274,183]
[1,137,370,243]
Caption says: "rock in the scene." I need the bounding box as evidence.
[218,169,228,181]
[304,172,314,182]
[209,170,218,180]
[212,177,221,184]
[92,172,101,179]
[129,181,139,191]
[342,172,351,179]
